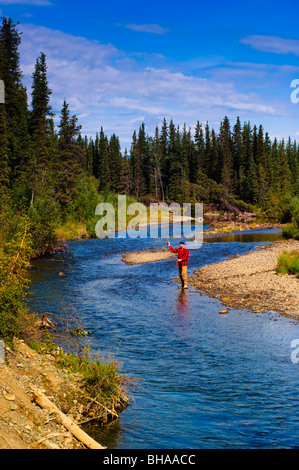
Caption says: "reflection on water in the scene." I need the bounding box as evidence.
[27,228,299,449]
[175,289,190,316]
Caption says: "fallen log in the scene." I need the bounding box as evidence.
[30,385,106,449]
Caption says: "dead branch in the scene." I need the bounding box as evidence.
[30,385,106,449]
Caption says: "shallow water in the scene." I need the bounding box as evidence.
[27,228,299,449]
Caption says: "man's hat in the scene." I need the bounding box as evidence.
[180,240,186,244]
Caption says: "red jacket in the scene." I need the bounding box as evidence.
[168,246,189,266]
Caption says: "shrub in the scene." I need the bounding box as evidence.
[0,218,33,345]
[57,347,134,422]
[276,250,299,277]
[289,197,299,229]
[282,225,299,240]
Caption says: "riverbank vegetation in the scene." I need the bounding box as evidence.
[276,250,299,277]
[282,197,299,240]
[56,347,133,423]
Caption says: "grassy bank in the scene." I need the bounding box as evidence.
[276,250,299,277]
[282,225,299,240]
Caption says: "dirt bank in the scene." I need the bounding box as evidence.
[0,339,103,449]
[191,239,299,318]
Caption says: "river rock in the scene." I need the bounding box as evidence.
[219,310,228,315]
[4,394,16,401]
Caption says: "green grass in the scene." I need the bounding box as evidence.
[55,220,89,240]
[56,347,134,422]
[276,250,299,277]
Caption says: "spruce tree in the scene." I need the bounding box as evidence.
[159,118,169,197]
[29,52,54,205]
[256,125,268,201]
[136,123,150,195]
[204,122,212,179]
[148,125,165,201]
[277,139,292,197]
[232,117,242,193]
[109,133,123,192]
[219,116,234,194]
[194,121,205,178]
[129,130,146,199]
[30,52,52,134]
[209,128,221,183]
[168,121,185,202]
[92,132,100,180]
[119,149,132,195]
[0,17,31,194]
[55,100,84,214]
[98,128,110,192]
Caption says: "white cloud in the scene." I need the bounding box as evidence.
[126,23,169,35]
[19,24,284,150]
[241,35,299,56]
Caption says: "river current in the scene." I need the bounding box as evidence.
[27,228,299,449]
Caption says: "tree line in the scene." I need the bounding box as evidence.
[0,17,299,255]
[84,116,299,215]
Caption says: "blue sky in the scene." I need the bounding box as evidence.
[1,0,299,150]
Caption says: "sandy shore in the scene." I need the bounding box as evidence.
[122,248,175,265]
[190,239,299,319]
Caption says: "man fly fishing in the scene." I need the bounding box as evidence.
[167,240,189,289]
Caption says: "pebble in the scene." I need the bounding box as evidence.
[4,394,16,402]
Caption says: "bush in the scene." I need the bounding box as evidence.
[276,250,299,277]
[0,218,33,345]
[282,225,299,240]
[68,175,102,223]
[27,197,59,256]
[289,197,299,229]
[281,198,299,239]
[57,347,134,422]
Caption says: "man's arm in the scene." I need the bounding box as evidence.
[166,242,178,253]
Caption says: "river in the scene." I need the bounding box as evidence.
[27,227,299,449]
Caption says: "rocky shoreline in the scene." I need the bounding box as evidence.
[121,227,299,319]
[190,239,299,319]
